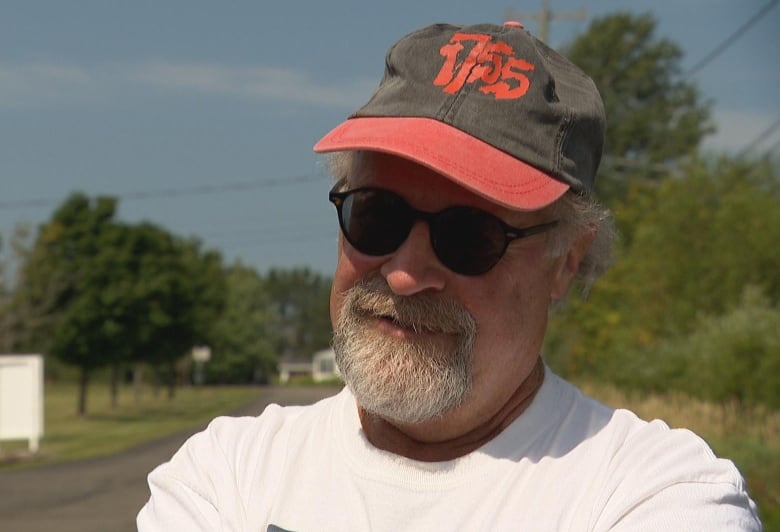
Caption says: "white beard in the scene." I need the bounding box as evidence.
[333,276,477,424]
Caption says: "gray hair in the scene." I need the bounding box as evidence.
[541,190,616,297]
[325,151,616,296]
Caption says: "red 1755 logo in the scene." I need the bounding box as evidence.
[434,33,535,100]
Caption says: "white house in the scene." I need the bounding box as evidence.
[278,348,341,384]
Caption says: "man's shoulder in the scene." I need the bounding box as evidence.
[204,387,347,440]
[175,387,348,467]
[537,371,739,478]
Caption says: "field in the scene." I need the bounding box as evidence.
[1,379,777,527]
[0,381,259,468]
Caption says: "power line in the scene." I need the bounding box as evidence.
[736,116,780,157]
[0,174,321,211]
[684,0,779,78]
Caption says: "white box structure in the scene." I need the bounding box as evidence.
[0,354,44,453]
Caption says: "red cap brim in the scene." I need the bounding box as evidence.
[314,116,568,211]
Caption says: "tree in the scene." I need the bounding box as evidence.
[119,225,226,399]
[16,193,227,413]
[565,12,713,205]
[17,193,124,414]
[0,224,30,353]
[546,156,780,395]
[265,267,332,362]
[207,262,279,384]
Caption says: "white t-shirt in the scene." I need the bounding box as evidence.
[137,370,761,531]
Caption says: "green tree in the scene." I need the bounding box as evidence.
[16,194,227,413]
[121,225,226,398]
[547,156,780,391]
[265,267,332,362]
[17,193,124,413]
[207,262,279,384]
[565,12,713,205]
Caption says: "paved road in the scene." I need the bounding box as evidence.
[0,386,341,532]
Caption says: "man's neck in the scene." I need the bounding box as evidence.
[357,358,545,462]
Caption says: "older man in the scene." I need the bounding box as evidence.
[138,22,761,530]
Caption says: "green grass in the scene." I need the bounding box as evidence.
[0,381,259,470]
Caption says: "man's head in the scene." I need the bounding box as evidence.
[315,22,613,429]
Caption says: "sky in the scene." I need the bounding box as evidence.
[1,0,778,277]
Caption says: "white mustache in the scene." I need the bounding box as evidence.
[347,276,477,336]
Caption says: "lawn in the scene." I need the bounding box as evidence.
[0,381,259,469]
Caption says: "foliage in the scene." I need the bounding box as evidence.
[654,286,780,408]
[546,156,780,400]
[18,194,124,372]
[0,224,34,351]
[565,12,713,204]
[206,262,279,384]
[265,267,333,361]
[14,193,227,413]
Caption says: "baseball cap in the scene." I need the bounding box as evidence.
[313,22,606,210]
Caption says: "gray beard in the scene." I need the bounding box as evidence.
[333,276,477,424]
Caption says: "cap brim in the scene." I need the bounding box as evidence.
[313,116,568,210]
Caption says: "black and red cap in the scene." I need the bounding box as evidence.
[314,22,606,210]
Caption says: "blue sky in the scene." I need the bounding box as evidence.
[1,0,778,276]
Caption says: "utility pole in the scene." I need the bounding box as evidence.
[504,0,587,43]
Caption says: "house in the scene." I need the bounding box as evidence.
[312,348,341,383]
[278,348,341,384]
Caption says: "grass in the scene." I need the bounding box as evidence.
[577,380,780,530]
[0,381,259,470]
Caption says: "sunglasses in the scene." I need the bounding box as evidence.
[329,181,559,276]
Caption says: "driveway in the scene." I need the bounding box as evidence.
[0,386,341,532]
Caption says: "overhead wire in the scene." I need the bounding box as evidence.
[736,116,780,157]
[0,174,321,211]
[684,0,779,79]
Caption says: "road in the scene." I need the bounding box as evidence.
[0,386,341,532]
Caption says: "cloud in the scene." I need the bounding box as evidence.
[0,63,94,108]
[129,61,376,108]
[703,108,780,154]
[0,61,376,109]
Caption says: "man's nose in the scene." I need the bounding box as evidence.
[379,221,448,296]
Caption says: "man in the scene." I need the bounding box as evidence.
[138,22,761,530]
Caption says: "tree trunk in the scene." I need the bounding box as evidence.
[110,364,120,409]
[133,363,144,403]
[77,368,90,416]
[167,364,176,400]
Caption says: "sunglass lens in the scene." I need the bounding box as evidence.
[433,207,507,275]
[341,190,412,255]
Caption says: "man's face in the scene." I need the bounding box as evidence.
[330,152,574,429]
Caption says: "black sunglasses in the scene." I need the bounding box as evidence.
[328,181,558,276]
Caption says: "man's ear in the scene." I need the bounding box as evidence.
[550,228,596,300]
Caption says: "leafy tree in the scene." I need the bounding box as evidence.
[565,12,713,205]
[16,194,226,413]
[547,156,780,394]
[17,193,124,413]
[207,261,279,384]
[265,267,332,362]
[119,225,226,398]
